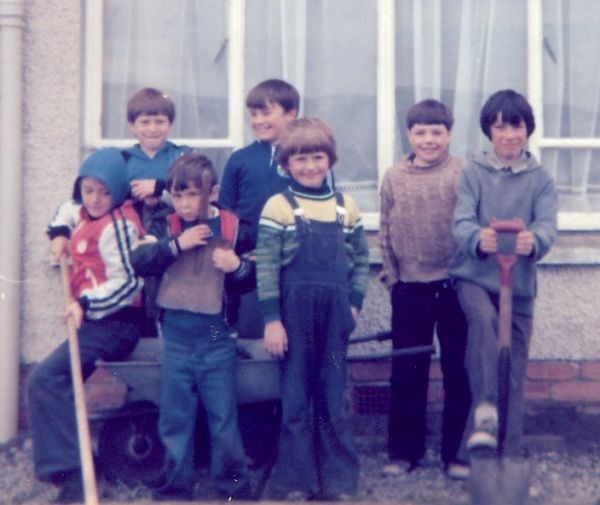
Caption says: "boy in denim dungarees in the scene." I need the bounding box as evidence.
[255,118,370,500]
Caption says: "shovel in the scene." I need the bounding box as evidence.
[59,256,99,505]
[469,218,531,505]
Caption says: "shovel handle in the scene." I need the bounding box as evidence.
[490,219,524,349]
[59,256,99,505]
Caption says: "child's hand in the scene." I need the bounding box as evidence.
[63,301,83,330]
[478,227,498,254]
[130,179,156,200]
[264,321,288,358]
[212,247,241,273]
[176,224,212,251]
[515,230,535,256]
[351,306,359,321]
[50,237,69,265]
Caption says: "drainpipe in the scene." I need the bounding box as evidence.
[0,0,25,442]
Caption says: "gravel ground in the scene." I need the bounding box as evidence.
[2,414,600,504]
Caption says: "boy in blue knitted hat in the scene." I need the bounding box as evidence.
[29,147,145,503]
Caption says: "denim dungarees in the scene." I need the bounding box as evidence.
[269,191,359,498]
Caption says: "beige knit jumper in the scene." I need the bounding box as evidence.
[379,152,463,288]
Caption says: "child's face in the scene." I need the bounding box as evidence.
[248,101,297,144]
[406,123,451,166]
[490,113,528,164]
[128,114,172,157]
[80,177,112,218]
[286,151,330,189]
[171,182,218,222]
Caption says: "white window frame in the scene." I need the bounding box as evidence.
[83,0,246,151]
[86,0,600,233]
[527,0,600,231]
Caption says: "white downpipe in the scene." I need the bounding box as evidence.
[0,0,24,442]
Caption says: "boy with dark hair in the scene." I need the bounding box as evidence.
[449,89,557,457]
[131,152,251,501]
[218,78,299,339]
[256,118,369,500]
[30,147,144,503]
[379,99,471,479]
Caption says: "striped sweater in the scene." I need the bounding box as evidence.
[255,184,370,323]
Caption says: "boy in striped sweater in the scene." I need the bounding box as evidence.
[256,118,369,501]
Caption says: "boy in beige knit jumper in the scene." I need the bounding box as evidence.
[379,99,471,479]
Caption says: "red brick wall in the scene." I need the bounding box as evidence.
[19,359,600,429]
[350,359,600,415]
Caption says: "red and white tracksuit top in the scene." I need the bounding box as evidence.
[66,200,144,320]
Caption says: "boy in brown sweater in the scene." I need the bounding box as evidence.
[379,99,471,479]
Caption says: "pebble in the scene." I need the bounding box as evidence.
[1,415,600,504]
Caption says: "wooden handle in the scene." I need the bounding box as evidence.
[59,256,99,505]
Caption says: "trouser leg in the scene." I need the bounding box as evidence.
[435,283,471,464]
[28,317,139,481]
[313,295,359,497]
[503,312,532,456]
[196,330,249,496]
[268,327,319,496]
[387,281,434,463]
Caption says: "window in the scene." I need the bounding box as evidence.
[87,0,600,231]
[529,0,600,229]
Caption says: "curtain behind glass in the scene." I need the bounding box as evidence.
[245,0,379,212]
[395,0,527,162]
[102,0,229,140]
[542,0,600,212]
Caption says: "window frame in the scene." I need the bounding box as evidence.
[527,0,600,231]
[86,0,600,232]
[83,0,246,151]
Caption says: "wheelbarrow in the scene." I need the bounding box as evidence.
[469,218,532,505]
[93,332,434,487]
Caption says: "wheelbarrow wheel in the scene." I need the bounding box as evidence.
[98,400,166,487]
[497,347,511,454]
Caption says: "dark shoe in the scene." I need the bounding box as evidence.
[51,469,84,504]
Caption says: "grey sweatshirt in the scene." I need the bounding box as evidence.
[448,151,558,314]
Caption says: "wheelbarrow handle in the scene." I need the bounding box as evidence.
[348,331,392,345]
[346,344,435,362]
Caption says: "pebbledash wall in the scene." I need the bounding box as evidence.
[9,0,600,427]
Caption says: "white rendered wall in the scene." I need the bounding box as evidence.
[21,0,82,361]
[16,1,600,364]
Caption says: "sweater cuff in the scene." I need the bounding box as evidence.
[47,225,71,240]
[260,298,281,323]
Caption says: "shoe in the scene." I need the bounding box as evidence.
[51,469,84,504]
[445,461,470,480]
[467,402,498,451]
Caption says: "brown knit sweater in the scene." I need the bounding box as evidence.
[379,152,463,287]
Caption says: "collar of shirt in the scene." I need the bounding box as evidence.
[487,150,529,173]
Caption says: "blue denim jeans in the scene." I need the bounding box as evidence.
[158,309,249,496]
[27,308,141,481]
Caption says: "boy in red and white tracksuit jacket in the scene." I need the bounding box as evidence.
[28,147,144,503]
